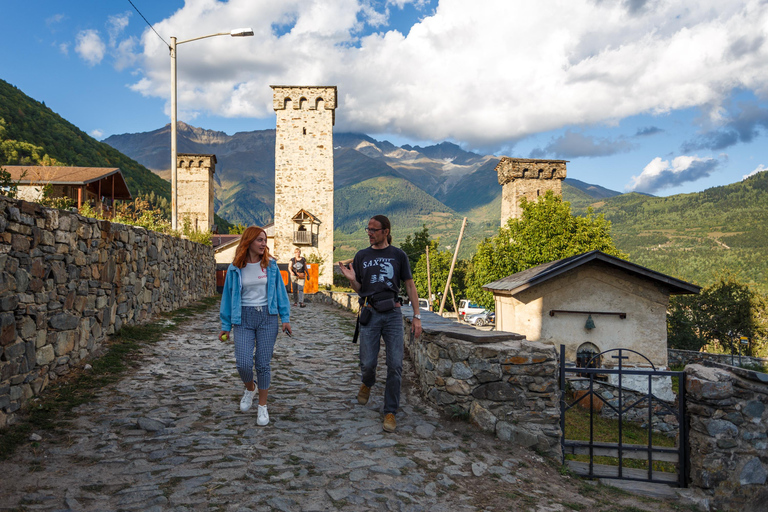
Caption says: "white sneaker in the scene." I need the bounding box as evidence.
[257,404,269,426]
[240,389,255,412]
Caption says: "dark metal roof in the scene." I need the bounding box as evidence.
[481,250,701,296]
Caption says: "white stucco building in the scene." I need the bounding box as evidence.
[482,251,700,369]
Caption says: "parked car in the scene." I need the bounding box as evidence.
[417,298,431,311]
[458,299,485,321]
[466,310,495,327]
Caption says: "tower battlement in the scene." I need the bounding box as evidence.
[495,157,568,224]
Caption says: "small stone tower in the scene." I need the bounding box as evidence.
[177,153,216,232]
[495,157,567,225]
[271,85,337,286]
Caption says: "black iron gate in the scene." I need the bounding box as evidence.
[559,345,688,487]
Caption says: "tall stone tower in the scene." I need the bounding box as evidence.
[177,153,216,232]
[495,157,567,225]
[271,85,337,286]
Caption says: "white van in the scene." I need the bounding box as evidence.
[458,299,485,321]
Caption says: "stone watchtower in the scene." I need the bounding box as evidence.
[495,157,567,225]
[177,153,217,232]
[271,86,337,286]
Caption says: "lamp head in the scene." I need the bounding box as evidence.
[231,28,254,37]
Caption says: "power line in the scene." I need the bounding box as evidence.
[127,0,169,48]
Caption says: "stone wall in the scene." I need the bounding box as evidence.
[495,157,567,224]
[271,86,336,285]
[311,289,360,313]
[669,348,768,369]
[403,307,562,458]
[0,196,215,426]
[686,362,768,510]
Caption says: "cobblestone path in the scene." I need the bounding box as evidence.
[0,302,689,512]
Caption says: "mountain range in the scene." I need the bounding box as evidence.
[1,77,766,294]
[103,124,768,295]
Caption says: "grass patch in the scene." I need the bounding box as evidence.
[564,392,677,473]
[0,296,219,460]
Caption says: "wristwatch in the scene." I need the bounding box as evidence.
[413,314,422,320]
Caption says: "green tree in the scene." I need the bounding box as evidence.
[400,224,434,269]
[412,249,468,311]
[467,192,627,309]
[668,274,768,356]
[229,223,248,234]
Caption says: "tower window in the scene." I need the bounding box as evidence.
[303,127,307,135]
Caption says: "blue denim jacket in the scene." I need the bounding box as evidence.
[220,259,291,331]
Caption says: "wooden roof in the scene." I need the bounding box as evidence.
[292,209,319,223]
[482,250,701,296]
[4,166,132,199]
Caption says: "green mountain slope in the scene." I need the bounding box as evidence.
[334,176,464,260]
[0,79,169,199]
[572,171,768,293]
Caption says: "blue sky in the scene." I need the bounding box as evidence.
[2,0,768,196]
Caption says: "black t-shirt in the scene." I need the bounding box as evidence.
[352,245,412,299]
[291,257,307,276]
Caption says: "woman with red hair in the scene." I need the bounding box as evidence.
[219,226,291,426]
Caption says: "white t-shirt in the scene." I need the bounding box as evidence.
[241,263,268,306]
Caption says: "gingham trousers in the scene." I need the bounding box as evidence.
[232,306,279,390]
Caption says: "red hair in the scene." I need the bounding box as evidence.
[233,226,271,269]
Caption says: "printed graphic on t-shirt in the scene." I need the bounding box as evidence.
[364,258,395,287]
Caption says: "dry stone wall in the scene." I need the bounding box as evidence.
[669,348,768,370]
[686,362,768,510]
[403,307,562,458]
[0,196,214,426]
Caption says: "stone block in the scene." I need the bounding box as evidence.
[451,361,473,380]
[470,401,497,433]
[36,345,55,366]
[54,331,75,356]
[0,312,16,346]
[49,313,80,330]
[740,457,768,485]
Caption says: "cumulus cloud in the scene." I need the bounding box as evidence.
[90,129,104,139]
[529,130,634,158]
[743,164,766,180]
[125,0,768,148]
[75,29,106,66]
[626,155,720,193]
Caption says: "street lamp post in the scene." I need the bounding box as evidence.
[170,28,254,231]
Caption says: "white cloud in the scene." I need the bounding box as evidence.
[107,12,131,46]
[58,43,69,56]
[46,14,66,27]
[127,0,768,148]
[75,30,106,66]
[743,164,766,180]
[90,129,104,139]
[626,155,720,193]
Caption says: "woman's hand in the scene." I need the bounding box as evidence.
[219,330,231,343]
[282,323,292,336]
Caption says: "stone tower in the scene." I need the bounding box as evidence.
[271,85,337,286]
[495,157,567,225]
[177,153,216,232]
